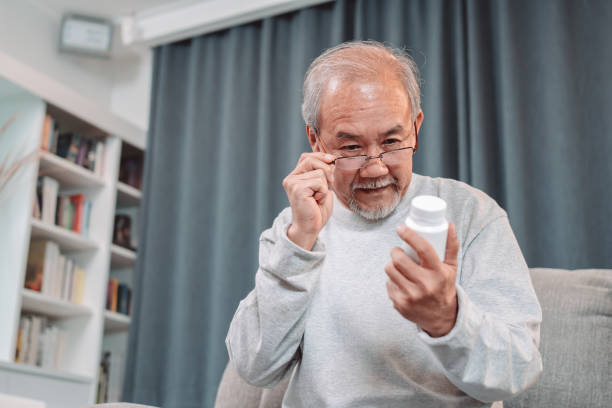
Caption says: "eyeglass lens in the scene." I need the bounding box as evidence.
[334,148,413,170]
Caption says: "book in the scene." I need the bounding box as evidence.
[40,176,59,224]
[112,215,134,250]
[33,178,43,219]
[97,351,111,403]
[70,194,85,234]
[16,314,66,370]
[107,278,119,312]
[25,242,86,304]
[119,155,143,190]
[66,133,81,163]
[82,200,93,237]
[71,266,86,304]
[40,114,52,151]
[24,240,58,292]
[117,284,132,316]
[55,132,73,159]
[40,241,59,296]
[24,241,45,291]
[49,120,60,154]
[15,315,31,363]
[94,140,105,176]
[61,258,74,301]
[76,138,88,166]
[85,139,96,171]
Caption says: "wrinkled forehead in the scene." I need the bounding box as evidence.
[319,75,412,125]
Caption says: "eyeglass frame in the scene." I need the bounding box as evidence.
[315,122,419,169]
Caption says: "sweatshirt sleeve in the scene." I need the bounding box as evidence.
[417,215,543,402]
[226,209,326,387]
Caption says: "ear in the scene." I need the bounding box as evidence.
[306,125,320,152]
[415,110,424,133]
[413,110,424,151]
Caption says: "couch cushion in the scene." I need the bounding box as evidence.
[505,268,612,408]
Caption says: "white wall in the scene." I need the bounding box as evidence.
[0,0,151,131]
[110,51,153,133]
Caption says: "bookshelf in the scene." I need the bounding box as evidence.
[104,311,131,333]
[0,67,145,408]
[98,140,143,404]
[21,289,93,318]
[30,219,99,252]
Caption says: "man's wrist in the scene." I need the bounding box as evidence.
[422,294,459,337]
[287,224,318,251]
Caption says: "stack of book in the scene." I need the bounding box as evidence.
[40,113,105,176]
[112,214,135,250]
[119,155,143,190]
[14,313,66,370]
[33,176,93,237]
[25,240,86,304]
[106,279,132,316]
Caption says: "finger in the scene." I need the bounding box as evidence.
[291,168,327,181]
[385,260,418,293]
[294,161,334,186]
[385,280,412,312]
[444,223,459,266]
[389,247,421,283]
[295,153,335,183]
[396,225,441,267]
[385,279,403,304]
[290,170,330,196]
[297,152,336,165]
[286,173,329,200]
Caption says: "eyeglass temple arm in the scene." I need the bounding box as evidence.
[413,122,419,153]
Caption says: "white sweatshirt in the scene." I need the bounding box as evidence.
[227,173,543,407]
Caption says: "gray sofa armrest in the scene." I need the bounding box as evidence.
[505,268,612,408]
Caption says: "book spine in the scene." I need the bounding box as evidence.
[40,114,51,150]
[70,194,85,234]
[94,141,105,177]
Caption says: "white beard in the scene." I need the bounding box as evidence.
[347,177,401,220]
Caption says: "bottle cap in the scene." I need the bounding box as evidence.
[408,195,447,225]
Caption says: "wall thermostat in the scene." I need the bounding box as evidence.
[59,14,113,58]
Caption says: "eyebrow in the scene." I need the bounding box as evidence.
[334,125,406,140]
[383,125,405,137]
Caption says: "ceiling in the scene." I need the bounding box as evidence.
[23,0,332,47]
[26,0,205,20]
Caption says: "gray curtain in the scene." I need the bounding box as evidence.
[123,0,612,406]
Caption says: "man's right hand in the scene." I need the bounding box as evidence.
[283,152,336,251]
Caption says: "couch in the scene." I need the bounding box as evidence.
[215,268,612,407]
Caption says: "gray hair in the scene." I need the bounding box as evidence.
[301,40,422,133]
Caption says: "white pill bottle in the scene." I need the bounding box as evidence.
[403,195,449,263]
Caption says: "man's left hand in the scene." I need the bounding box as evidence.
[385,223,460,337]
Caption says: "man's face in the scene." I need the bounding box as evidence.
[309,76,423,220]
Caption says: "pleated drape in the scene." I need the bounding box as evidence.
[124,1,612,406]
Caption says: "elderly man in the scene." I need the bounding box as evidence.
[226,41,542,407]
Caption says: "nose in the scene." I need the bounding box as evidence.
[359,155,389,178]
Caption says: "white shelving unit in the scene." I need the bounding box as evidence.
[21,289,93,318]
[30,219,99,252]
[99,140,143,403]
[116,181,142,206]
[38,150,106,189]
[0,58,145,408]
[110,244,137,269]
[104,311,131,333]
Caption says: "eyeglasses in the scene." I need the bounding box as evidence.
[317,123,418,170]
